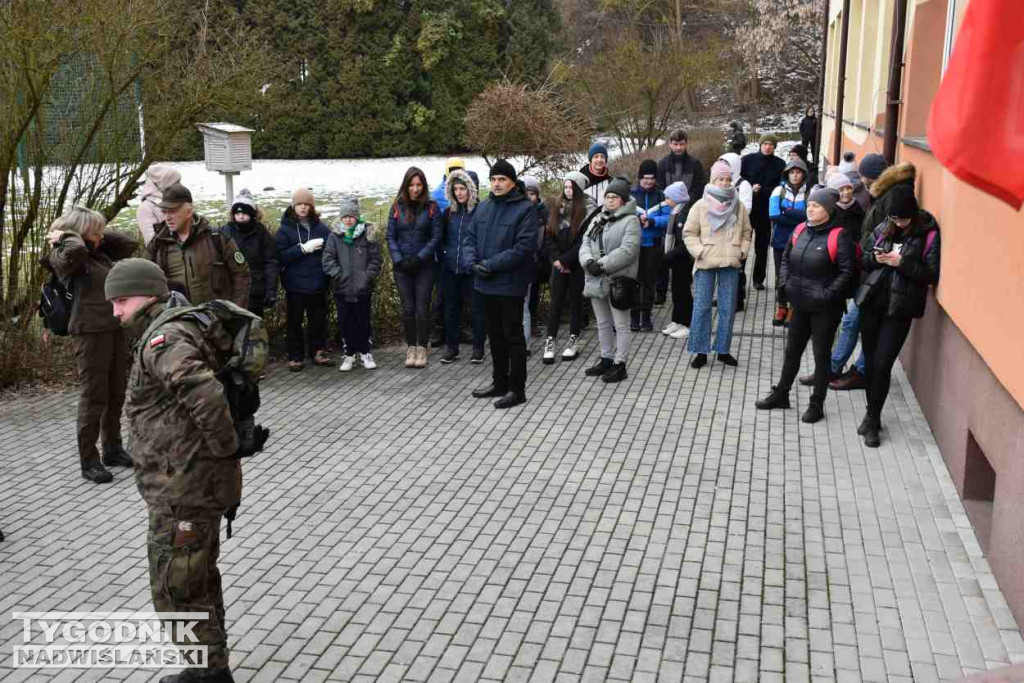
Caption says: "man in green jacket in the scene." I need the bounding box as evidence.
[106,259,244,683]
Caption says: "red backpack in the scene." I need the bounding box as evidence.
[791,223,862,267]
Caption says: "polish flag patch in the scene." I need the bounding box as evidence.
[149,334,166,348]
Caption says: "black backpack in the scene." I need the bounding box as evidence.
[39,272,74,336]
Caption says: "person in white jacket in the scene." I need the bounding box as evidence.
[136,165,181,246]
[719,152,753,310]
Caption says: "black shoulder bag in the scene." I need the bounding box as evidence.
[596,222,638,311]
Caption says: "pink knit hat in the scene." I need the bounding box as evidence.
[710,161,733,182]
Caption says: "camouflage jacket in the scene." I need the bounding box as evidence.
[147,216,250,308]
[125,295,241,510]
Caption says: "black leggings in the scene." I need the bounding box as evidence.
[772,248,788,305]
[394,266,433,346]
[670,257,693,327]
[633,239,664,314]
[859,306,913,420]
[778,307,842,404]
[547,267,585,338]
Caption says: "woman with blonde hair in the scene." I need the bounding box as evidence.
[46,207,138,483]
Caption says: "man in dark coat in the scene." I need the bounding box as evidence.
[741,135,787,289]
[464,159,538,409]
[800,107,818,157]
[655,129,706,303]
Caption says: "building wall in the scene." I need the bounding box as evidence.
[820,0,1024,625]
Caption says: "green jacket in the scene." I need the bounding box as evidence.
[147,216,250,308]
[125,296,241,510]
[47,230,138,334]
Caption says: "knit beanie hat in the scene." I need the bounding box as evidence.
[783,159,809,176]
[808,187,840,216]
[489,158,517,182]
[760,134,779,146]
[710,160,733,182]
[838,151,857,173]
[338,195,360,218]
[859,154,888,182]
[104,258,169,301]
[292,187,315,208]
[563,171,589,191]
[230,190,257,219]
[604,177,632,203]
[826,172,854,191]
[521,176,541,194]
[791,144,809,161]
[638,159,658,179]
[887,185,919,218]
[588,142,609,161]
[664,182,689,205]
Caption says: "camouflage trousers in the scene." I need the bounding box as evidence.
[147,505,229,671]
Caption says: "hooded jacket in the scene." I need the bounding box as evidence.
[630,185,670,247]
[47,230,139,334]
[858,212,941,319]
[148,216,250,308]
[780,218,858,311]
[386,199,443,268]
[864,162,916,237]
[768,181,809,249]
[431,169,481,212]
[579,199,641,299]
[440,170,478,274]
[718,153,754,212]
[546,196,598,271]
[322,221,382,302]
[463,187,538,298]
[275,211,331,294]
[137,166,181,247]
[220,220,279,306]
[682,198,754,271]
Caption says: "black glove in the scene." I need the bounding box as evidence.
[585,260,604,276]
[472,263,493,279]
[404,255,422,272]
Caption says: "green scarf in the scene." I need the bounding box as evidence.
[342,222,359,245]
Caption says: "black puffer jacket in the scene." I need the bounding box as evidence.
[780,219,858,312]
[221,221,279,306]
[546,201,599,271]
[834,203,866,244]
[857,212,941,319]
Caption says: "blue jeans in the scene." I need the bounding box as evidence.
[831,300,866,374]
[688,267,740,355]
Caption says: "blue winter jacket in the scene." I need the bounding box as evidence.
[463,189,538,297]
[442,205,476,274]
[275,213,331,294]
[431,171,481,212]
[768,183,809,250]
[630,185,670,247]
[386,200,443,267]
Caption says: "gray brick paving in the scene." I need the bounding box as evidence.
[1,266,1023,682]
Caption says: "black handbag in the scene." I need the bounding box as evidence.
[597,223,638,311]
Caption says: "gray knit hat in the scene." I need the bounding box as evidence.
[338,195,360,218]
[563,171,589,192]
[808,187,840,216]
[105,258,169,300]
[604,177,632,203]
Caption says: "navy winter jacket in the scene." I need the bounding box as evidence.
[441,205,476,274]
[463,189,538,297]
[630,185,670,247]
[386,200,442,267]
[275,213,331,294]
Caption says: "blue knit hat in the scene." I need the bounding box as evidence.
[588,142,609,161]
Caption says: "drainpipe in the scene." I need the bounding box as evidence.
[883,0,909,164]
[832,0,852,164]
[813,0,830,171]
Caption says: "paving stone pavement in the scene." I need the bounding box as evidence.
[2,272,1023,683]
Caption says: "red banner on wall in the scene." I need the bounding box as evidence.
[927,0,1024,210]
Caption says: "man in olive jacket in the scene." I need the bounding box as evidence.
[106,259,247,683]
[147,182,250,307]
[463,159,538,409]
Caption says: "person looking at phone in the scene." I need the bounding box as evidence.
[853,185,940,448]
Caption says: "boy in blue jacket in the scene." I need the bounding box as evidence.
[768,159,809,326]
[630,160,672,332]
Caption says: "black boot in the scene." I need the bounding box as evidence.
[801,402,824,424]
[717,353,738,367]
[472,384,506,399]
[857,413,883,436]
[690,353,707,369]
[755,386,791,410]
[81,461,113,484]
[864,423,881,448]
[102,444,133,468]
[629,309,641,332]
[494,392,527,409]
[0,529,5,542]
[602,362,627,383]
[585,358,614,377]
[640,311,653,332]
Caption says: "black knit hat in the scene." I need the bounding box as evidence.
[887,185,919,219]
[605,177,632,203]
[489,158,517,182]
[638,159,658,180]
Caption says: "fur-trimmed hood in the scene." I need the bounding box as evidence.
[870,162,915,198]
[445,170,478,213]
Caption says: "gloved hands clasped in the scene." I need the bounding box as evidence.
[585,260,604,276]
[472,263,493,279]
[299,238,325,254]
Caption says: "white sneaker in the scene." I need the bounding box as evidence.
[670,326,690,339]
[562,335,579,360]
[542,337,556,364]
[339,355,356,372]
[661,322,681,336]
[360,353,377,369]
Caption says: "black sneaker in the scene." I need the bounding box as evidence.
[801,403,824,423]
[101,444,133,468]
[470,348,485,364]
[602,362,627,383]
[494,392,527,409]
[717,353,738,367]
[440,349,460,364]
[585,358,614,376]
[755,386,791,410]
[81,463,113,484]
[690,353,707,369]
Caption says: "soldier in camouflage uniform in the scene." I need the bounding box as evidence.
[105,259,242,683]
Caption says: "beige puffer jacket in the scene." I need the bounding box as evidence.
[682,199,753,270]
